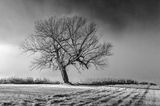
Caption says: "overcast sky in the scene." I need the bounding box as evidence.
[0,0,160,83]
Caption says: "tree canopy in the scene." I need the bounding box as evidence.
[22,16,112,84]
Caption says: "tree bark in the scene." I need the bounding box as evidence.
[60,66,70,84]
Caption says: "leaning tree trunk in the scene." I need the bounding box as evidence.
[60,66,70,84]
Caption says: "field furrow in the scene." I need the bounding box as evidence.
[131,88,149,106]
[87,88,126,105]
[109,89,137,106]
[118,91,140,106]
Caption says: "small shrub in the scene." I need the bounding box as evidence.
[139,81,157,86]
[150,83,157,86]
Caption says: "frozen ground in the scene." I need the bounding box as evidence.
[0,84,159,106]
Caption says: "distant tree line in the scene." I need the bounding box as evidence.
[0,77,60,84]
[77,78,157,86]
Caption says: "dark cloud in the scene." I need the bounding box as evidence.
[52,0,160,32]
[16,0,160,33]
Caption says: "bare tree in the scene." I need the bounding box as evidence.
[22,16,112,84]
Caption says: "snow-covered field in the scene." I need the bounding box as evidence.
[0,84,159,106]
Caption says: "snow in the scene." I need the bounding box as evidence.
[0,84,159,105]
